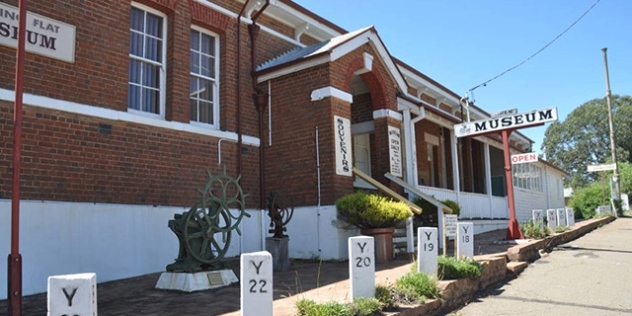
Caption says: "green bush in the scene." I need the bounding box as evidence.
[437,256,483,280]
[374,284,397,310]
[555,225,570,233]
[394,272,438,303]
[411,197,460,229]
[295,297,381,316]
[569,182,604,219]
[441,199,461,216]
[520,219,547,239]
[336,192,413,229]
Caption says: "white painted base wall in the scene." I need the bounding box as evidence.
[0,200,356,299]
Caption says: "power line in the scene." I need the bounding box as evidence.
[468,0,603,95]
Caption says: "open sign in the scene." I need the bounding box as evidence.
[511,153,538,164]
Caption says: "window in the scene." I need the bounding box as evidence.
[128,4,166,117]
[190,28,219,127]
[513,163,544,192]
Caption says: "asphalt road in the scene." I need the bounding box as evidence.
[451,217,632,316]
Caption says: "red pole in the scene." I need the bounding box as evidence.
[8,0,28,315]
[502,129,524,240]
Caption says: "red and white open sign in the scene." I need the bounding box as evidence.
[511,153,538,164]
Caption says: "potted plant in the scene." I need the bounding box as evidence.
[336,192,413,263]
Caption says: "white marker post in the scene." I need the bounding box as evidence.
[417,227,438,275]
[444,214,458,256]
[532,209,544,230]
[546,209,558,231]
[456,222,474,259]
[241,251,273,316]
[556,208,567,227]
[48,273,97,316]
[349,236,375,301]
[566,208,575,227]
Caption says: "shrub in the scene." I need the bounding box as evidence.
[569,182,604,219]
[555,225,570,233]
[375,284,397,310]
[295,297,381,316]
[394,272,438,303]
[336,192,413,229]
[349,297,381,316]
[441,199,461,216]
[412,197,439,228]
[437,256,483,280]
[520,219,547,239]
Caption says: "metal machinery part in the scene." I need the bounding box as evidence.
[167,166,250,272]
[266,192,294,238]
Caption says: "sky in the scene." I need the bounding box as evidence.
[297,0,632,154]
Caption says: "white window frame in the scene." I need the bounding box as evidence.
[189,25,220,129]
[128,2,167,119]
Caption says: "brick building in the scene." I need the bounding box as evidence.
[0,0,566,297]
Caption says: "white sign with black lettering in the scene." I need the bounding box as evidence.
[348,236,375,300]
[456,222,474,259]
[444,214,458,237]
[334,115,352,176]
[417,227,437,275]
[388,125,402,177]
[48,272,97,316]
[546,209,558,230]
[240,251,273,316]
[0,2,76,63]
[532,209,544,230]
[556,208,567,227]
[566,208,575,227]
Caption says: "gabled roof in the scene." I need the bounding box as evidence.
[255,26,408,95]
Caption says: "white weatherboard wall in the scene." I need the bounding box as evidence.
[0,201,352,299]
[513,164,565,223]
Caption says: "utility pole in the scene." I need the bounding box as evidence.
[602,47,621,217]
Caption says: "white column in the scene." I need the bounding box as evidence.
[417,227,438,275]
[484,142,493,218]
[451,131,461,204]
[456,222,474,259]
[403,109,417,186]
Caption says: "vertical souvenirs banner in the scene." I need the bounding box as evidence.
[388,125,402,177]
[334,115,352,176]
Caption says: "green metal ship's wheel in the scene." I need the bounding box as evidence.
[182,166,250,266]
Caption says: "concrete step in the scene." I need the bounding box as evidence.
[506,261,529,275]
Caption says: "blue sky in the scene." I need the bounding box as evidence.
[298,0,632,154]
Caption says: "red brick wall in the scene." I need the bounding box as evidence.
[0,0,318,207]
[0,100,260,206]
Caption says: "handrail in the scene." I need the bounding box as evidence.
[383,172,453,215]
[352,168,423,215]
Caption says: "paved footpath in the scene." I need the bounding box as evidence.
[451,217,632,316]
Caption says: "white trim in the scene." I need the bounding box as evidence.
[373,109,402,121]
[424,133,439,146]
[397,97,420,115]
[310,86,353,103]
[257,55,329,83]
[190,26,220,128]
[351,121,375,134]
[0,88,260,147]
[193,0,306,48]
[129,2,168,119]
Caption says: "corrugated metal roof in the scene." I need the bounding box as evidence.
[256,26,373,72]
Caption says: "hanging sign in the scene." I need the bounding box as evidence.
[388,126,402,177]
[0,2,76,63]
[454,107,558,138]
[334,115,352,176]
[511,153,538,164]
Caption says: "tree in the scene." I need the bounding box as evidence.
[541,95,632,189]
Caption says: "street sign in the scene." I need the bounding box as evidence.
[511,153,538,164]
[587,163,616,172]
[454,107,558,138]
